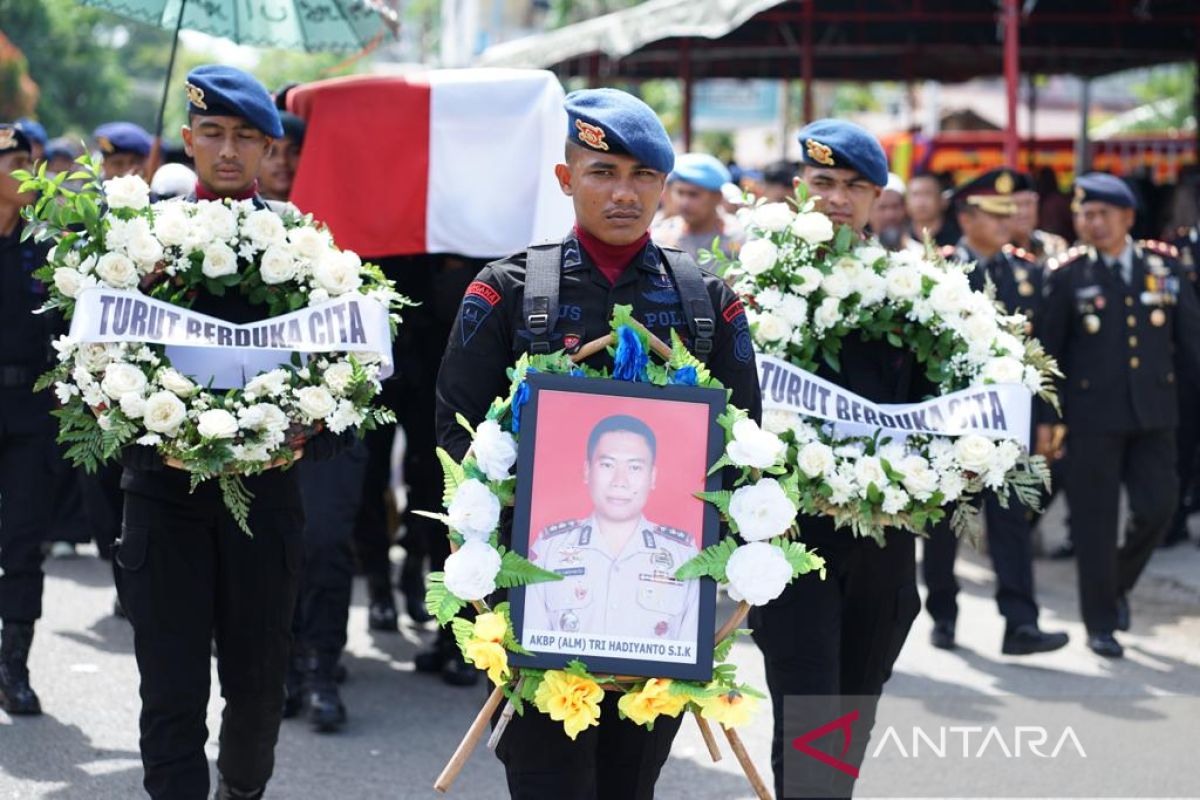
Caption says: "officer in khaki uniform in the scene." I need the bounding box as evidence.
[1038,172,1200,658]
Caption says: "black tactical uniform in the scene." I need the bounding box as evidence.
[435,229,761,799]
[0,211,56,716]
[922,240,1064,652]
[1038,238,1200,645]
[1165,227,1200,545]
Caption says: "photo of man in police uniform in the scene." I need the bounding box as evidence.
[523,414,700,646]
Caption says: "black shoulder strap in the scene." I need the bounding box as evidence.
[659,247,716,360]
[523,241,562,355]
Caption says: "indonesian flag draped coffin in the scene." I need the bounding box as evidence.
[287,70,575,259]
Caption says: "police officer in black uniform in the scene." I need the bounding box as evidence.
[1038,172,1200,658]
[435,88,760,800]
[115,66,342,800]
[0,123,56,717]
[751,119,921,800]
[922,169,1069,656]
[1164,222,1200,546]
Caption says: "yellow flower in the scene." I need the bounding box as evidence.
[697,689,758,729]
[617,679,690,728]
[533,670,604,740]
[464,639,510,686]
[473,611,507,643]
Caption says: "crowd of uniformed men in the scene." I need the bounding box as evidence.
[1,64,1198,799]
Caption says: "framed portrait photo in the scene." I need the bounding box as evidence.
[508,372,725,682]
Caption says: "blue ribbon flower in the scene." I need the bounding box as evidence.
[669,365,698,386]
[511,367,538,433]
[612,325,648,382]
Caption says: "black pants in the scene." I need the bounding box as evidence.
[351,423,395,599]
[116,485,303,799]
[495,691,682,799]
[294,444,367,656]
[0,431,54,624]
[751,527,919,799]
[1066,429,1177,634]
[1170,378,1200,538]
[921,489,1039,630]
[79,463,124,558]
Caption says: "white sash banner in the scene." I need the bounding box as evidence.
[758,354,1031,444]
[69,288,393,389]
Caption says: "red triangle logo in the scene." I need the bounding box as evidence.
[791,709,861,779]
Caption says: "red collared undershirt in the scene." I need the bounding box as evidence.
[574,224,650,285]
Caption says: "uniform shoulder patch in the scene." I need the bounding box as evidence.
[1047,247,1085,272]
[460,279,502,346]
[1004,243,1036,263]
[652,525,689,544]
[543,519,582,538]
[1138,239,1179,259]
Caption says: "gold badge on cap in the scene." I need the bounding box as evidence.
[185,82,207,110]
[1084,314,1101,334]
[96,135,114,154]
[995,171,1014,195]
[575,119,609,151]
[0,128,14,150]
[1150,308,1166,327]
[805,138,835,166]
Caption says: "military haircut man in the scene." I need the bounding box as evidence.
[1037,172,1200,658]
[0,123,58,717]
[1009,170,1069,265]
[435,86,760,799]
[115,65,343,800]
[752,118,926,799]
[651,152,744,261]
[922,168,1069,657]
[93,122,153,180]
[258,111,305,202]
[907,169,959,247]
[524,414,699,643]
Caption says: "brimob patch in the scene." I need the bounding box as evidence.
[460,281,499,346]
[575,119,609,151]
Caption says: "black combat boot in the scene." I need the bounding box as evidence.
[282,648,308,719]
[213,773,264,799]
[398,559,432,624]
[306,652,347,733]
[0,622,42,716]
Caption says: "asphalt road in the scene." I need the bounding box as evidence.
[2,499,1198,799]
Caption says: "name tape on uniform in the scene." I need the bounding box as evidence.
[758,354,1031,443]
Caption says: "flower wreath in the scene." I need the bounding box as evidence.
[422,306,825,742]
[714,185,1059,543]
[17,157,410,531]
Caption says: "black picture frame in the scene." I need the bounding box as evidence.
[508,372,725,682]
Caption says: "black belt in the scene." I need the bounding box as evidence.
[0,365,34,388]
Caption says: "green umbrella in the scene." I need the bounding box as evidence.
[80,0,397,140]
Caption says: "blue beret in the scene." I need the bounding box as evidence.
[669,153,731,191]
[185,65,283,139]
[15,118,47,147]
[1073,172,1136,210]
[796,119,888,187]
[0,123,32,155]
[564,88,674,175]
[94,122,152,157]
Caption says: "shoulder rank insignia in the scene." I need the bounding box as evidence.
[652,525,689,544]
[544,519,582,537]
[1139,239,1179,259]
[575,119,609,151]
[805,138,835,166]
[185,82,207,110]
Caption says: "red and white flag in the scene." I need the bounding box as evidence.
[288,70,574,259]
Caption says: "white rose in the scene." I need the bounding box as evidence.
[953,434,995,472]
[100,363,147,400]
[813,296,842,330]
[854,270,887,306]
[157,368,196,398]
[762,410,800,435]
[790,212,835,244]
[853,456,888,491]
[777,294,809,327]
[902,467,940,500]
[994,332,1024,358]
[95,252,139,288]
[287,225,330,260]
[102,174,150,210]
[322,362,356,395]
[796,442,836,479]
[312,251,363,296]
[881,486,910,515]
[726,418,786,469]
[857,245,888,267]
[794,266,824,295]
[195,408,238,439]
[119,392,146,419]
[472,419,518,481]
[258,244,297,285]
[939,471,966,502]
[729,479,795,542]
[326,399,362,434]
[885,265,922,300]
[77,344,112,373]
[245,369,290,398]
[737,238,779,276]
[195,201,238,241]
[308,288,331,306]
[142,390,187,434]
[152,204,190,247]
[961,313,998,347]
[752,202,796,232]
[243,209,287,249]
[820,270,852,299]
[201,241,238,279]
[53,268,86,298]
[443,539,502,601]
[295,386,336,420]
[755,287,783,309]
[753,311,790,344]
[238,403,288,433]
[982,356,1025,385]
[725,542,792,606]
[447,479,501,541]
[929,275,972,316]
